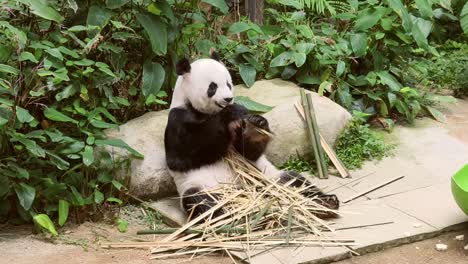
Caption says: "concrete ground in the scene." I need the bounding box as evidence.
[1,99,467,264]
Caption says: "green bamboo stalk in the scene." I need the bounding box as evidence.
[300,89,324,179]
[306,94,328,178]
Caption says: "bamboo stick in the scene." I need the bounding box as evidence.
[343,176,405,203]
[305,93,328,178]
[137,227,248,235]
[294,102,350,178]
[300,89,325,179]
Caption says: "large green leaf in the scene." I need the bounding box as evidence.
[95,139,144,158]
[58,200,69,227]
[90,119,118,129]
[14,135,46,157]
[411,18,432,49]
[234,96,273,113]
[270,51,294,67]
[106,0,130,9]
[239,64,256,88]
[387,0,413,32]
[228,22,251,34]
[19,51,38,63]
[82,146,95,166]
[336,61,346,77]
[293,52,306,67]
[460,2,468,34]
[33,214,58,236]
[16,106,34,123]
[142,60,165,97]
[87,5,113,28]
[377,71,402,91]
[44,108,79,124]
[415,0,433,19]
[27,0,64,23]
[354,8,386,32]
[136,13,167,56]
[15,183,35,211]
[201,0,229,14]
[350,33,367,57]
[318,81,333,96]
[425,106,447,123]
[0,64,19,75]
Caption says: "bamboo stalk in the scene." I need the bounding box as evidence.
[343,176,405,203]
[300,89,325,179]
[305,93,328,178]
[294,102,350,178]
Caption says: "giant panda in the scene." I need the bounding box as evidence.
[164,51,339,221]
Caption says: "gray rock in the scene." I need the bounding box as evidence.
[105,79,352,198]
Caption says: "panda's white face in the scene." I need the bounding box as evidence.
[178,58,234,115]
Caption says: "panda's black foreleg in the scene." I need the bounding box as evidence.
[181,187,224,221]
[279,171,340,219]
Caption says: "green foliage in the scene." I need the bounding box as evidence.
[335,119,393,170]
[0,0,153,230]
[207,0,463,124]
[280,156,316,175]
[403,41,468,97]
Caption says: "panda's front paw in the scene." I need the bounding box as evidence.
[221,104,249,122]
[312,193,340,219]
[247,114,270,131]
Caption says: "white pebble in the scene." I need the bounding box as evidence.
[416,246,420,250]
[435,243,448,251]
[455,235,464,241]
[464,244,468,251]
[413,223,422,228]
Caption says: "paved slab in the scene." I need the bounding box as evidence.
[382,181,468,230]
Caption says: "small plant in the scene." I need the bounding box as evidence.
[280,155,316,175]
[116,217,128,233]
[335,119,393,170]
[143,209,164,230]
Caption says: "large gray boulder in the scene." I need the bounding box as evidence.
[105,79,352,199]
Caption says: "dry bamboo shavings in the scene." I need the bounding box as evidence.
[102,150,352,260]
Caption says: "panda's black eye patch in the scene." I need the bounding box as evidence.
[207,82,218,97]
[227,82,232,90]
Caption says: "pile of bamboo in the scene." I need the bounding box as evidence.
[102,150,354,260]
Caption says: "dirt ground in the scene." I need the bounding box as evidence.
[333,230,468,264]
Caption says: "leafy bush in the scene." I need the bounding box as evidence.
[209,0,463,123]
[335,118,393,170]
[403,40,468,97]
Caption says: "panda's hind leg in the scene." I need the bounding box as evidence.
[181,187,224,221]
[279,171,339,219]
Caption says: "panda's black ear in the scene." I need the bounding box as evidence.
[176,58,191,75]
[210,48,220,62]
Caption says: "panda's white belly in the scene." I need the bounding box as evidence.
[169,160,234,195]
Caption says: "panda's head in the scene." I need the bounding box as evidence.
[174,51,234,115]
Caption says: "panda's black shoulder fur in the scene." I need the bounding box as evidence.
[164,103,249,172]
